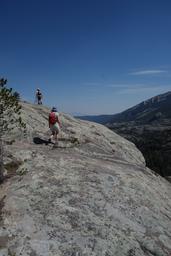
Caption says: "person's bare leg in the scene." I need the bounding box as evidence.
[54,131,58,144]
[49,131,55,143]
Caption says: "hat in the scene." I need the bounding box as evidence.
[51,107,57,112]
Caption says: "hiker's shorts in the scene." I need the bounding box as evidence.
[50,123,60,133]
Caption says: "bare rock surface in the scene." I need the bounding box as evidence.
[0,103,171,256]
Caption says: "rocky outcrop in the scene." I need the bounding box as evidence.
[0,103,171,256]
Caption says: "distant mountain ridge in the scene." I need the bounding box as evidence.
[77,91,171,125]
[76,114,114,124]
[108,91,171,125]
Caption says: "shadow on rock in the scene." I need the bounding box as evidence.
[33,137,53,145]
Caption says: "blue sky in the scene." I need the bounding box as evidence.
[0,0,171,115]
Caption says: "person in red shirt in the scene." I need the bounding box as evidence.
[48,107,61,144]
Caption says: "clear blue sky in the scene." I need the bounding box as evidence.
[1,0,171,115]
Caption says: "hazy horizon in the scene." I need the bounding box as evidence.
[1,0,171,115]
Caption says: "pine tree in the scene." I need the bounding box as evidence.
[0,78,26,183]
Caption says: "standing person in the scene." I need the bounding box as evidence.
[35,88,43,104]
[48,107,61,144]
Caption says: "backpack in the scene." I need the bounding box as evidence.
[49,112,57,125]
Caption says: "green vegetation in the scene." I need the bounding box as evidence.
[0,78,26,183]
[113,126,171,177]
[137,130,171,177]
